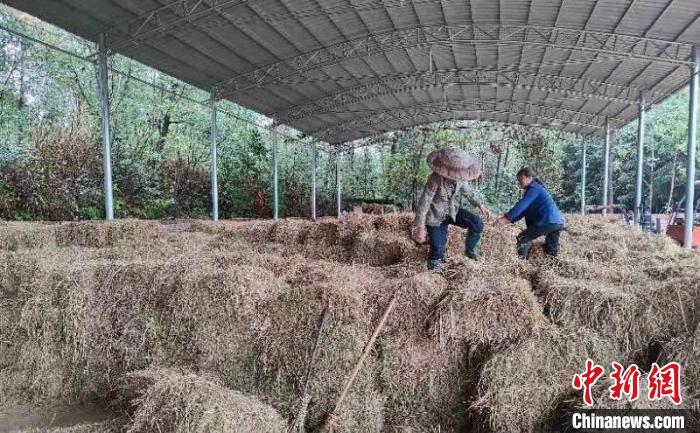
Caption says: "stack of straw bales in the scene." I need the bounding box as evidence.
[1,213,698,432]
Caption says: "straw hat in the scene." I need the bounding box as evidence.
[426,147,482,181]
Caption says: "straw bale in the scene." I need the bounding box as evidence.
[121,368,287,433]
[350,230,422,266]
[473,326,621,433]
[0,222,56,251]
[426,257,548,349]
[54,220,162,248]
[645,276,700,339]
[537,270,653,356]
[378,335,469,431]
[252,262,385,432]
[661,326,700,402]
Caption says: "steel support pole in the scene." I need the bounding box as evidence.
[603,121,611,217]
[336,148,342,218]
[97,33,114,220]
[684,45,699,249]
[272,129,279,220]
[581,139,587,215]
[311,142,317,221]
[210,91,219,221]
[634,91,646,229]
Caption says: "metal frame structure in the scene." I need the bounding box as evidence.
[581,138,587,215]
[336,149,342,218]
[315,100,615,143]
[216,24,694,96]
[272,127,279,220]
[310,141,317,221]
[272,69,645,127]
[3,0,699,231]
[210,90,219,221]
[96,33,114,220]
[603,120,611,217]
[685,45,699,249]
[634,91,646,229]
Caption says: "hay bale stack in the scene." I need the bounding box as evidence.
[120,368,287,433]
[268,218,312,244]
[350,230,422,266]
[164,261,287,388]
[0,222,56,251]
[0,259,105,403]
[54,220,162,248]
[367,271,447,335]
[65,256,287,393]
[370,212,414,233]
[646,276,700,339]
[378,336,468,431]
[537,270,653,356]
[252,262,385,432]
[0,252,286,404]
[426,258,548,350]
[473,326,621,433]
[661,326,700,403]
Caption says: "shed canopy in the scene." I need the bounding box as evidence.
[5,0,699,143]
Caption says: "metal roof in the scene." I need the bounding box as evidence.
[5,0,699,144]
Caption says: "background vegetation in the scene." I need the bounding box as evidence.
[1,6,698,221]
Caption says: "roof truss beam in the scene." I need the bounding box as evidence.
[104,0,247,52]
[214,24,694,97]
[272,69,644,125]
[314,100,614,142]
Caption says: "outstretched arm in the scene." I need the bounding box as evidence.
[503,187,537,223]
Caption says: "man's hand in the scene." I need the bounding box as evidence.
[479,204,493,222]
[412,226,427,244]
[493,215,510,226]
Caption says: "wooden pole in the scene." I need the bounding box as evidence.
[319,293,398,433]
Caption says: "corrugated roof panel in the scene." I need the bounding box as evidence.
[500,0,530,24]
[527,0,564,26]
[470,0,501,23]
[442,0,472,24]
[586,0,635,33]
[4,0,697,143]
[557,0,598,29]
[413,2,447,27]
[613,0,669,36]
[646,0,700,41]
[451,44,478,70]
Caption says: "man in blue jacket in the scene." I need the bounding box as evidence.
[494,167,566,259]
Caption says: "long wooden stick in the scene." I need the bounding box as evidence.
[289,305,331,433]
[318,293,398,433]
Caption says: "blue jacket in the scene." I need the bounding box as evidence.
[505,180,564,228]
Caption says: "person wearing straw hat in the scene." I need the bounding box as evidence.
[494,167,565,259]
[412,147,492,271]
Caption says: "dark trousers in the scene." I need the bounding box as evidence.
[426,208,483,261]
[517,223,565,259]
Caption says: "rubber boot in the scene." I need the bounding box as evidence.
[427,259,441,272]
[465,232,482,261]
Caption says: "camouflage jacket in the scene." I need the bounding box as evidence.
[414,172,482,228]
